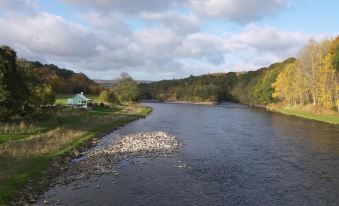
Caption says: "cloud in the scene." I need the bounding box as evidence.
[188,0,288,24]
[179,33,225,65]
[0,0,313,80]
[0,0,37,13]
[0,12,97,60]
[224,25,309,58]
[140,12,200,34]
[61,0,288,25]
[61,0,182,14]
[219,25,311,71]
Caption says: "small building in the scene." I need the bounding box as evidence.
[67,92,92,108]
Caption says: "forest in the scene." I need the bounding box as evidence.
[140,37,339,112]
[139,58,295,105]
[17,60,101,95]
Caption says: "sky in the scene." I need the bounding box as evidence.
[0,0,338,80]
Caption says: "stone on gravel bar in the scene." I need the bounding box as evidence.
[54,131,180,184]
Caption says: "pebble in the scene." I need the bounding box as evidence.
[51,131,179,185]
[28,199,37,203]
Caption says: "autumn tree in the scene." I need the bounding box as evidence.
[112,72,139,103]
[99,90,115,103]
[272,38,338,111]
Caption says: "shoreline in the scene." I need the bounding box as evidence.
[141,99,338,125]
[43,131,180,192]
[0,105,152,205]
[139,99,218,105]
[267,104,339,125]
[165,101,218,105]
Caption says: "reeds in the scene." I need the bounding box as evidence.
[0,128,85,157]
[0,122,39,133]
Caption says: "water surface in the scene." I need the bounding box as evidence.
[39,102,339,206]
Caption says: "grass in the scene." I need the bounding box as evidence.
[0,104,152,205]
[268,104,339,125]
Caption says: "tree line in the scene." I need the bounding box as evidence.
[273,38,339,111]
[140,37,339,111]
[0,46,55,120]
[139,58,294,105]
[17,60,101,95]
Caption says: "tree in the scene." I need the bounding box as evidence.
[0,46,29,119]
[272,63,297,105]
[99,90,115,103]
[112,72,139,103]
[23,70,55,113]
[318,53,336,109]
[272,38,338,111]
[0,46,55,120]
[331,37,339,71]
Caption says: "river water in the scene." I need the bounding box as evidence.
[39,102,339,206]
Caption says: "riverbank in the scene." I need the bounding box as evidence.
[268,104,339,125]
[0,105,151,205]
[47,131,180,190]
[165,101,218,105]
[143,99,339,125]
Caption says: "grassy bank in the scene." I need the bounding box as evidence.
[0,104,151,205]
[268,104,339,125]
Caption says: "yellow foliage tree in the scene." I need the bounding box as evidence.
[272,38,338,111]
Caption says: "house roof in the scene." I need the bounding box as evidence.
[76,93,91,101]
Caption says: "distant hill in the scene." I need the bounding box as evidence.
[95,79,153,88]
[17,60,101,94]
[139,58,296,104]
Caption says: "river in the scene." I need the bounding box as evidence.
[38,102,339,206]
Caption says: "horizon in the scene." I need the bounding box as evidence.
[0,0,338,80]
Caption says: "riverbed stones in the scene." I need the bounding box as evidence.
[53,131,180,185]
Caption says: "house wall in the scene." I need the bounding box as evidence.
[68,95,86,105]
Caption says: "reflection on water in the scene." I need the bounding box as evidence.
[39,102,339,206]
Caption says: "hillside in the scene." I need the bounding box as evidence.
[140,37,339,114]
[17,60,101,94]
[139,58,295,105]
[95,79,154,88]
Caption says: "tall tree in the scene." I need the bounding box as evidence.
[0,46,29,119]
[273,38,338,111]
[0,46,55,120]
[112,72,139,103]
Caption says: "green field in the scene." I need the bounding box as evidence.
[269,105,339,125]
[0,104,151,205]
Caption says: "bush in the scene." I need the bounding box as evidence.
[112,73,139,103]
[99,90,115,103]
